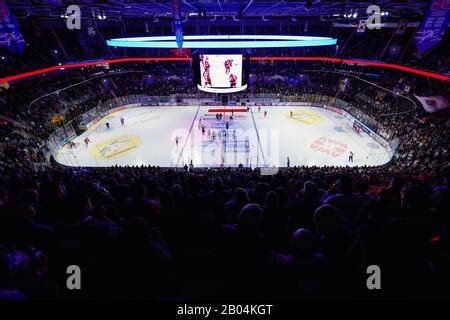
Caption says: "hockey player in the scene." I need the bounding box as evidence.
[224,59,233,74]
[229,74,237,88]
[204,71,212,87]
[349,150,354,162]
[84,137,90,147]
[204,56,210,72]
[120,117,125,126]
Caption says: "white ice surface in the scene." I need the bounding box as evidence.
[55,105,391,168]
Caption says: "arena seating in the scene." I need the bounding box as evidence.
[1,62,450,299]
[1,2,449,301]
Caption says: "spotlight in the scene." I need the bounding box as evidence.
[97,10,107,20]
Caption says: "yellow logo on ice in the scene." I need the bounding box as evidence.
[90,135,141,160]
[288,110,323,124]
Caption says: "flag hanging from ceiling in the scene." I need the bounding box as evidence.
[395,19,408,34]
[414,0,449,55]
[0,0,25,54]
[414,95,449,113]
[356,20,366,33]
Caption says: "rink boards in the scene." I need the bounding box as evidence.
[54,105,393,168]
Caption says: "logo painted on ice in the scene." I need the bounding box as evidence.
[310,137,348,157]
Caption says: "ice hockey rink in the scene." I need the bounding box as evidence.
[55,105,393,168]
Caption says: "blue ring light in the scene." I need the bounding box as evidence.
[106,35,337,49]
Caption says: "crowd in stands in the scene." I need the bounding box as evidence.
[1,161,449,299]
[0,60,449,299]
[1,61,449,172]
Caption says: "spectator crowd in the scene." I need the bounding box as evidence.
[0,61,449,300]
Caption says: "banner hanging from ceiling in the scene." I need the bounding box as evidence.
[414,94,449,113]
[0,0,25,54]
[356,20,366,33]
[414,0,449,55]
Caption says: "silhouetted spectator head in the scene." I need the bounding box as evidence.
[132,183,146,200]
[2,203,35,226]
[0,248,8,286]
[123,217,149,243]
[254,182,268,195]
[238,203,264,229]
[401,182,432,213]
[40,181,65,203]
[233,187,249,205]
[275,186,288,204]
[0,187,8,208]
[337,175,353,195]
[302,180,318,199]
[432,185,450,217]
[355,178,369,194]
[290,228,314,257]
[265,191,279,209]
[213,177,223,191]
[171,184,183,197]
[313,204,342,234]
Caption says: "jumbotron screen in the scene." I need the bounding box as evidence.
[197,54,247,93]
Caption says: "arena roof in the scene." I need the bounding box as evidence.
[10,1,429,21]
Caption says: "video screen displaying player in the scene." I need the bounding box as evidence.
[224,59,233,74]
[199,54,210,71]
[203,70,212,87]
[229,74,237,87]
[199,54,242,89]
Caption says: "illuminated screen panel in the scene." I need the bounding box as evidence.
[198,54,246,93]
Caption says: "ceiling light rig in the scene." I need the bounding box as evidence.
[106,35,337,49]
